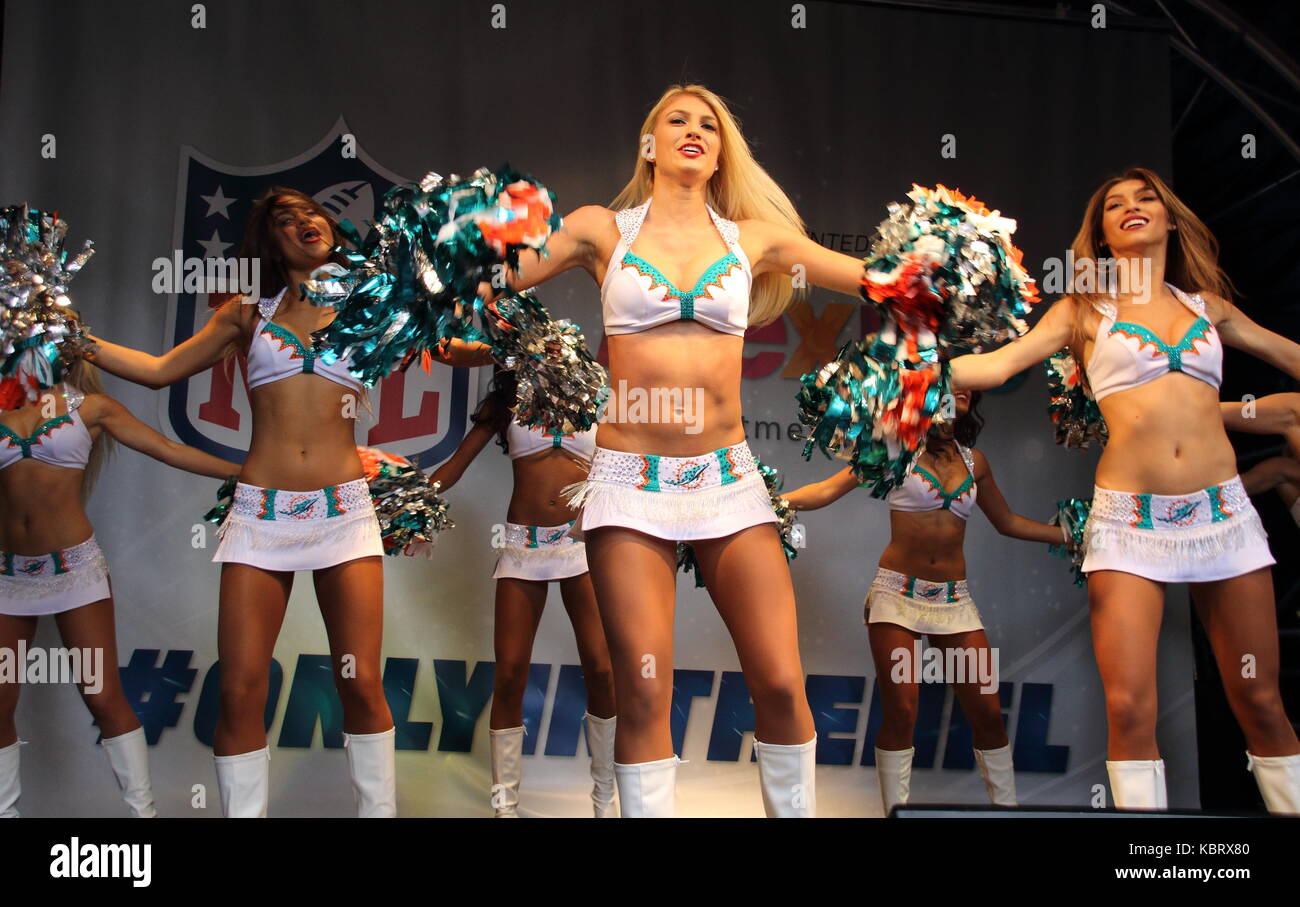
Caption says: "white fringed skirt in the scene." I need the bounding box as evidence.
[561,441,777,542]
[213,479,383,572]
[1081,475,1274,583]
[864,566,984,635]
[0,535,112,616]
[492,520,589,581]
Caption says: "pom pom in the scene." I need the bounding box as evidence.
[1048,496,1092,586]
[202,475,239,527]
[675,459,801,588]
[484,291,608,435]
[861,184,1040,365]
[798,338,948,496]
[675,542,707,589]
[756,458,801,561]
[302,166,561,386]
[357,446,454,557]
[1045,349,1108,449]
[0,204,95,406]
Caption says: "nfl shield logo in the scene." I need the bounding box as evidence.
[161,118,476,467]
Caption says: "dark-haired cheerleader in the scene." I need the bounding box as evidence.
[949,168,1300,813]
[784,390,1064,814]
[431,371,616,817]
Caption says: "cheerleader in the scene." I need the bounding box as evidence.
[784,390,1064,814]
[948,168,1300,813]
[430,370,617,817]
[0,358,238,817]
[78,187,473,817]
[476,84,907,817]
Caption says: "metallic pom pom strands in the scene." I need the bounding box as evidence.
[1048,496,1093,586]
[357,447,454,557]
[676,458,801,589]
[302,165,562,386]
[0,204,95,407]
[202,475,239,527]
[797,338,948,497]
[861,184,1040,364]
[484,291,608,435]
[799,184,1039,497]
[757,459,802,561]
[1045,349,1108,450]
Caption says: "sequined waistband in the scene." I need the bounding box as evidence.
[1090,476,1249,530]
[871,566,970,603]
[231,478,373,521]
[585,441,758,493]
[502,521,579,549]
[1,536,106,578]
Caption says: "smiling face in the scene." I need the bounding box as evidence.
[270,197,334,270]
[650,93,721,181]
[1099,179,1174,252]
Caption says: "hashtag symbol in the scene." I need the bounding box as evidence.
[118,649,197,744]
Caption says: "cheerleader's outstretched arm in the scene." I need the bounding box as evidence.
[784,466,861,512]
[84,394,241,478]
[971,449,1069,545]
[949,297,1076,391]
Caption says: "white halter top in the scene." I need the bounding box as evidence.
[600,198,752,336]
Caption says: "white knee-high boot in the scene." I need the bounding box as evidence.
[489,726,524,817]
[343,727,396,818]
[1246,752,1300,815]
[614,756,678,818]
[584,713,617,818]
[1106,759,1167,810]
[756,735,817,818]
[875,746,913,816]
[0,740,22,818]
[101,728,156,818]
[214,747,270,818]
[974,744,1018,806]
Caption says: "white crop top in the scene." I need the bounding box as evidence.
[245,289,364,392]
[886,443,978,520]
[0,385,92,471]
[505,417,596,462]
[600,198,752,336]
[1086,284,1222,403]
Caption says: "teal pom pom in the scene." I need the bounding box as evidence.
[302,165,561,386]
[797,338,947,497]
[1048,496,1092,586]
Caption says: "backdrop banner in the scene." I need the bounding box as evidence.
[0,0,1187,817]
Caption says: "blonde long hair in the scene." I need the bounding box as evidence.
[1068,167,1235,363]
[62,356,114,499]
[610,84,806,327]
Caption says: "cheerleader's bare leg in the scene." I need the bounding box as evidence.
[212,564,291,817]
[314,555,396,817]
[1192,569,1300,814]
[55,597,156,816]
[1088,570,1167,809]
[868,622,920,815]
[558,573,618,817]
[936,628,1017,806]
[584,526,679,816]
[693,523,818,817]
[0,612,38,817]
[487,577,548,817]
